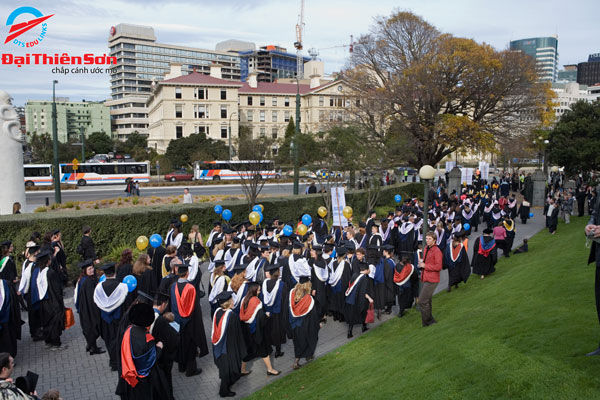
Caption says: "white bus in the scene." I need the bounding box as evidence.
[59,162,150,186]
[193,160,280,181]
[24,164,53,187]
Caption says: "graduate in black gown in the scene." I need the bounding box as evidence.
[74,259,105,355]
[239,283,280,376]
[212,291,247,398]
[170,262,208,377]
[148,244,167,291]
[0,241,17,286]
[34,249,66,350]
[308,245,328,322]
[327,247,351,322]
[471,229,498,279]
[344,262,374,338]
[288,276,320,370]
[94,262,130,370]
[150,292,179,400]
[120,303,164,400]
[18,244,42,341]
[393,257,415,318]
[443,234,471,291]
[381,244,397,313]
[261,263,289,358]
[0,277,21,357]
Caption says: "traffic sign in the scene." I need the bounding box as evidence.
[72,158,79,171]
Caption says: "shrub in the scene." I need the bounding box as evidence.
[50,203,59,210]
[132,197,139,205]
[172,198,179,204]
[63,201,76,209]
[94,203,100,209]
[34,206,47,213]
[105,243,143,263]
[124,197,130,203]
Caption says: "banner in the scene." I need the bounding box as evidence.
[460,168,474,185]
[478,161,489,180]
[445,161,456,172]
[331,186,349,227]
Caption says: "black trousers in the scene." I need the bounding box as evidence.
[219,375,233,396]
[596,264,600,347]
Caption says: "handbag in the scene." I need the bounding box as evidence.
[64,308,75,330]
[365,302,375,324]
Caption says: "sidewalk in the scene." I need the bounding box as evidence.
[12,212,547,399]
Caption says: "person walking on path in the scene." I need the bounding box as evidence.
[418,232,442,327]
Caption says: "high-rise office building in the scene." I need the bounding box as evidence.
[557,64,577,83]
[509,36,558,82]
[239,45,310,82]
[577,54,600,86]
[106,23,243,139]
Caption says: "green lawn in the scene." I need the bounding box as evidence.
[247,216,600,399]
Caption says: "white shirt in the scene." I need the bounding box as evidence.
[183,193,193,204]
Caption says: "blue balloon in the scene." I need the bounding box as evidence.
[257,211,264,224]
[302,214,312,226]
[149,234,162,248]
[484,185,489,190]
[464,223,471,231]
[222,209,232,221]
[123,275,137,293]
[99,274,106,283]
[283,225,293,237]
[214,205,223,215]
[394,194,402,203]
[529,212,534,218]
[252,205,262,213]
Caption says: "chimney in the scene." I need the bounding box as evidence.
[248,71,258,89]
[309,72,321,89]
[210,63,222,79]
[164,63,182,80]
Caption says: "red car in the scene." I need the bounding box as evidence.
[164,170,194,182]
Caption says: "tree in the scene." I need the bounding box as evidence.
[274,117,321,167]
[547,100,600,175]
[29,132,53,163]
[87,131,113,155]
[343,11,551,167]
[165,134,229,169]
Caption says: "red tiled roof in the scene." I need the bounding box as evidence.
[163,72,242,86]
[239,82,312,95]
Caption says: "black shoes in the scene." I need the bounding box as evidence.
[586,348,600,356]
[362,324,369,332]
[185,368,202,377]
[274,351,284,358]
[220,391,236,397]
[89,347,106,355]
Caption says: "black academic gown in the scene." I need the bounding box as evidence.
[327,260,351,320]
[393,225,417,260]
[97,279,128,370]
[289,293,320,359]
[394,264,414,312]
[0,257,17,283]
[241,300,271,361]
[157,274,178,310]
[383,257,396,308]
[0,279,21,357]
[443,244,471,287]
[148,246,167,289]
[213,309,247,396]
[344,273,372,326]
[171,281,209,374]
[309,259,328,319]
[471,236,498,276]
[117,264,133,282]
[150,312,179,400]
[40,268,65,346]
[262,279,290,348]
[76,275,101,350]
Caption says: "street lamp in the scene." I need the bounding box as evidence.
[293,77,301,195]
[228,111,237,161]
[419,165,435,237]
[51,80,61,204]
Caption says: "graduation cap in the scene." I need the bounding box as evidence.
[136,290,154,305]
[129,303,155,327]
[98,262,117,275]
[216,291,234,306]
[265,263,281,273]
[312,244,323,251]
[359,262,370,271]
[15,371,38,395]
[335,246,347,256]
[232,237,241,244]
[266,225,275,232]
[52,229,61,235]
[78,259,94,269]
[36,249,52,262]
[246,225,256,232]
[232,263,247,272]
[483,228,493,235]
[0,240,11,247]
[299,276,311,284]
[269,240,280,248]
[359,222,366,228]
[213,236,224,245]
[248,242,259,251]
[258,245,270,252]
[173,222,182,229]
[27,244,41,254]
[175,262,190,273]
[154,291,170,305]
[223,227,235,234]
[170,218,179,224]
[214,259,226,267]
[344,241,356,251]
[292,240,304,249]
[381,244,394,252]
[213,220,222,226]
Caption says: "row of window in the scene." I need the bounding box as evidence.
[246,110,290,122]
[175,125,283,140]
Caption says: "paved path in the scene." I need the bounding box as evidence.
[12,210,547,399]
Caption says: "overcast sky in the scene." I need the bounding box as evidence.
[1,0,598,106]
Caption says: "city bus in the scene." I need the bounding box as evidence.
[193,160,280,181]
[24,164,53,187]
[59,161,150,186]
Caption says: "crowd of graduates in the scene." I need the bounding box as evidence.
[0,170,543,399]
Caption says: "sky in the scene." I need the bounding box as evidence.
[0,0,598,106]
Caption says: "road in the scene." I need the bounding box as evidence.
[25,182,310,209]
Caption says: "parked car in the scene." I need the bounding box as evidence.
[395,166,417,175]
[165,170,194,182]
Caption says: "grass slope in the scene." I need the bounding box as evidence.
[247,217,600,399]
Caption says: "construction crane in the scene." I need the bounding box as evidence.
[294,0,305,79]
[314,35,355,56]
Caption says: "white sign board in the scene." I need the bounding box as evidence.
[478,161,489,180]
[445,161,456,172]
[331,186,349,227]
[460,168,474,185]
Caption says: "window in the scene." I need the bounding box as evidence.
[272,127,278,139]
[175,87,182,99]
[195,104,208,119]
[284,111,290,122]
[259,111,265,122]
[221,126,227,138]
[319,96,324,106]
[247,96,253,106]
[195,88,207,99]
[260,96,265,106]
[330,98,334,106]
[221,89,227,100]
[175,104,182,118]
[272,97,277,106]
[176,126,183,138]
[260,127,266,138]
[271,111,278,122]
[247,110,253,122]
[195,125,209,135]
[221,105,227,119]
[319,110,325,122]
[285,97,290,107]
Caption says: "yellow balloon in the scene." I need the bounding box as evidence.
[297,224,308,236]
[318,206,327,218]
[342,206,353,219]
[258,204,264,212]
[249,211,261,226]
[180,214,188,223]
[136,235,149,251]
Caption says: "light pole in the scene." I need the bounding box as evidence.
[51,80,61,204]
[293,78,300,195]
[228,111,237,161]
[419,165,435,237]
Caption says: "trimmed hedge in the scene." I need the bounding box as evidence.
[0,183,422,276]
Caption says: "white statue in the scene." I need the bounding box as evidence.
[0,90,26,215]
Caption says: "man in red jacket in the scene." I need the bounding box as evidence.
[418,231,442,327]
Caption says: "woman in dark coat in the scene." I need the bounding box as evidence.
[75,259,104,355]
[327,248,351,322]
[308,246,328,321]
[261,264,289,358]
